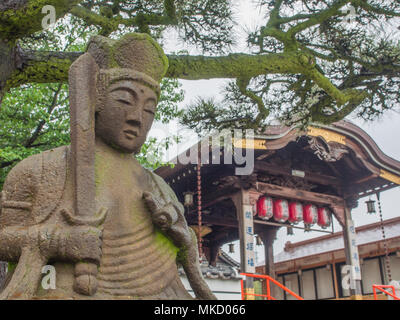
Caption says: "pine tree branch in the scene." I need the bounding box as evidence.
[287,0,350,38]
[353,0,400,17]
[4,47,372,114]
[0,0,83,40]
[69,3,179,36]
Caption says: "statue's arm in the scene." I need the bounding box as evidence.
[0,226,27,261]
[0,154,102,265]
[0,218,102,264]
[0,155,41,263]
[143,172,217,300]
[0,152,102,298]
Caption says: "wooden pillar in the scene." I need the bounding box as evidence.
[258,227,278,279]
[208,243,219,267]
[258,227,278,299]
[332,261,340,300]
[342,198,363,300]
[233,189,255,300]
[208,238,226,267]
[331,253,340,300]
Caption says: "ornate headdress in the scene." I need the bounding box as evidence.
[86,33,169,111]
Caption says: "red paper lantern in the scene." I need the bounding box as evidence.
[303,204,318,225]
[289,202,303,224]
[257,196,273,220]
[317,207,332,229]
[273,199,289,223]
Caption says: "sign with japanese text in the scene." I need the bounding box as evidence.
[347,219,361,280]
[243,204,255,273]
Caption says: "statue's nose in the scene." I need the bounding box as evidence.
[125,106,142,128]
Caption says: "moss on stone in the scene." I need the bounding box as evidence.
[154,228,179,257]
[176,245,188,265]
[86,33,169,84]
[7,261,17,273]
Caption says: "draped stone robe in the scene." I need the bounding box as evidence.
[0,140,192,300]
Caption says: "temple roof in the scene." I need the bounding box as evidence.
[156,120,400,200]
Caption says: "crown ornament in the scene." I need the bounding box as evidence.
[87,33,169,98]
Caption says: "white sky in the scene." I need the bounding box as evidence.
[149,0,400,262]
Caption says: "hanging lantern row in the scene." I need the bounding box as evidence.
[255,196,332,229]
[303,204,318,225]
[317,207,331,229]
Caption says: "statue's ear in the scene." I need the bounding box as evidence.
[68,53,99,217]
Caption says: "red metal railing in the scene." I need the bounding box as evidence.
[372,285,400,300]
[240,273,304,300]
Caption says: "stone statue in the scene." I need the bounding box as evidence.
[0,33,216,300]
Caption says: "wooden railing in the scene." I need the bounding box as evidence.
[372,285,400,300]
[240,273,304,300]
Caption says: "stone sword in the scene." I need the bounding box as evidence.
[62,52,107,296]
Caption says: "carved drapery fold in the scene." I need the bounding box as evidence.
[0,261,7,290]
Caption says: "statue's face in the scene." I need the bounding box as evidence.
[95,80,157,154]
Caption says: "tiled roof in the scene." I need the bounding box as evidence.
[179,250,241,280]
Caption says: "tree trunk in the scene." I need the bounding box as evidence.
[0,39,19,106]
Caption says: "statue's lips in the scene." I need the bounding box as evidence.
[123,129,138,139]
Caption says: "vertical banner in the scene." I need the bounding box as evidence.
[235,191,256,300]
[243,204,255,274]
[347,219,361,281]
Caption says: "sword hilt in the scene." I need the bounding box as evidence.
[73,261,99,296]
[61,208,107,296]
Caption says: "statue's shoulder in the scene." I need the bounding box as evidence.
[144,168,182,208]
[1,145,70,226]
[3,145,69,188]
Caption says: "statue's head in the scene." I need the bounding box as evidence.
[86,34,169,154]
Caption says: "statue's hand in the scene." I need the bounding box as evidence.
[142,187,216,299]
[143,191,179,231]
[35,224,102,265]
[143,191,193,248]
[62,226,103,264]
[59,208,107,296]
[65,226,103,296]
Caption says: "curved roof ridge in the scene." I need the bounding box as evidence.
[219,249,240,268]
[257,120,400,179]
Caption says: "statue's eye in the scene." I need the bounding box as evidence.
[110,89,136,106]
[117,99,132,105]
[144,100,156,115]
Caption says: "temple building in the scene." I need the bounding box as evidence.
[155,120,400,299]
